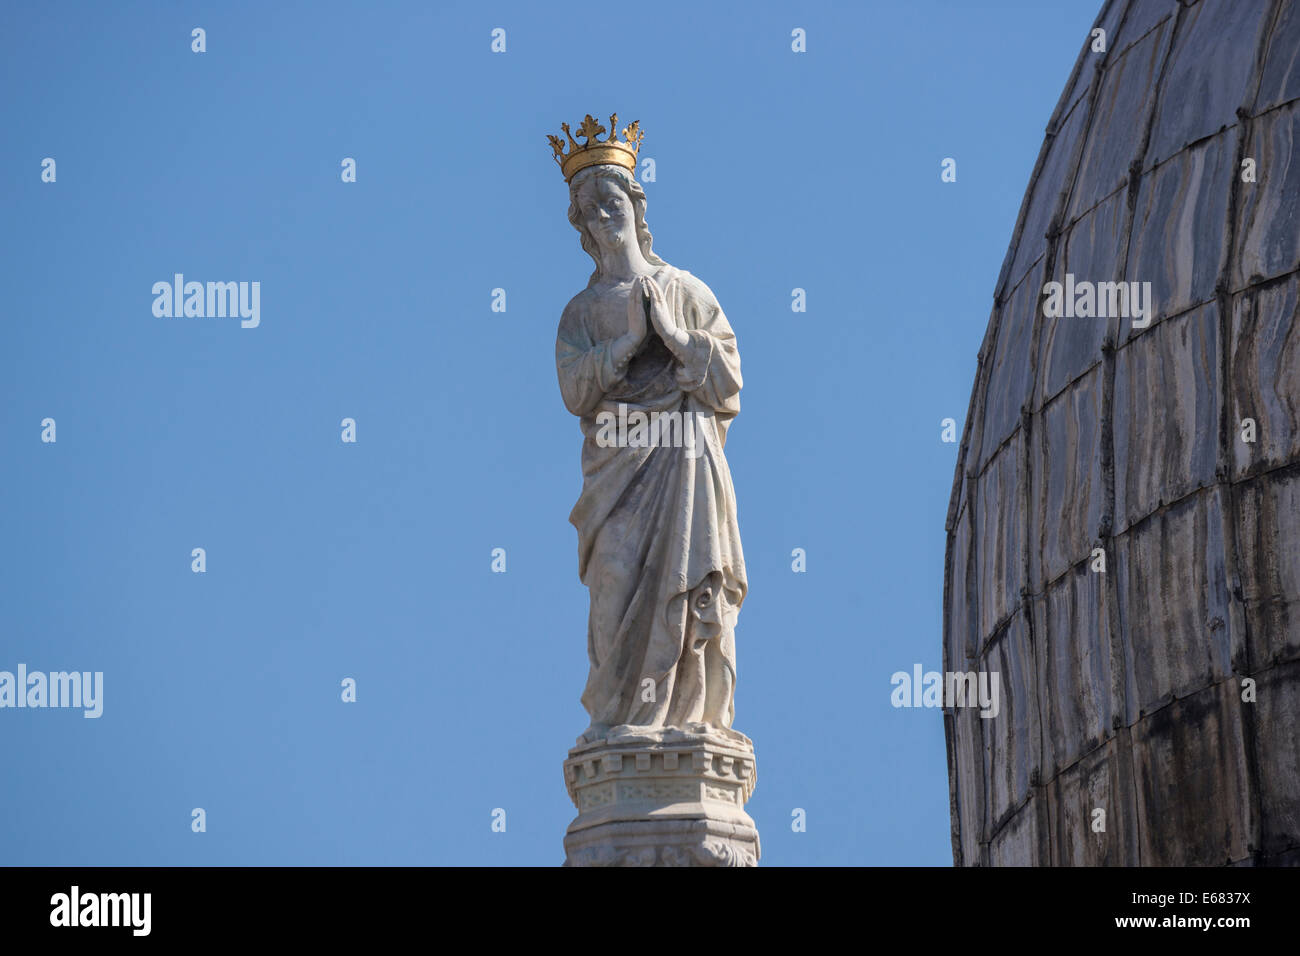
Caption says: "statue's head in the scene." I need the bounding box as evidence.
[568,165,666,283]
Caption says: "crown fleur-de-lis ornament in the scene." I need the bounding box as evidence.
[547,113,644,182]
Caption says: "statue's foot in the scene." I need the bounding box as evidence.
[577,724,610,746]
[681,721,752,747]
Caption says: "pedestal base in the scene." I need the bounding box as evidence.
[562,725,760,867]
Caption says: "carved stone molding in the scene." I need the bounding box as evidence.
[562,728,760,866]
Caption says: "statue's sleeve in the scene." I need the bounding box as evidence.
[556,295,623,417]
[674,278,742,417]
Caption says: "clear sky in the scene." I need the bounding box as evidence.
[2,0,1101,865]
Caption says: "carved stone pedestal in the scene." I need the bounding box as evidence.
[562,725,760,866]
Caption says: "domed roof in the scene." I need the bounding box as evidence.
[944,0,1300,866]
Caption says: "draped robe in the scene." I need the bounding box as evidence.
[556,263,747,739]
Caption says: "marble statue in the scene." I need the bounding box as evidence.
[552,117,748,745]
[549,115,760,865]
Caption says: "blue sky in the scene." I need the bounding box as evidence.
[1,0,1100,865]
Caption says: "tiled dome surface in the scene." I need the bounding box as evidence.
[944,0,1300,866]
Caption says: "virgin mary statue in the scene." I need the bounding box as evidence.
[551,116,748,746]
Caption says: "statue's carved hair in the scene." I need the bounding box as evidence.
[567,165,667,286]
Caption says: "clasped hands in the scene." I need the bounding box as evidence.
[610,275,691,370]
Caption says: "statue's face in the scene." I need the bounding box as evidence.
[577,176,635,254]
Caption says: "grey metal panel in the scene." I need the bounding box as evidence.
[1235,469,1300,669]
[1113,302,1222,533]
[1111,0,1178,59]
[1230,279,1300,478]
[980,265,1041,470]
[975,437,1025,639]
[987,794,1043,867]
[1040,193,1121,403]
[1057,0,1130,121]
[1033,365,1105,585]
[1234,101,1300,289]
[949,490,979,666]
[1050,739,1126,865]
[1115,487,1235,720]
[980,612,1039,829]
[1255,0,1300,113]
[951,701,987,864]
[1004,103,1089,297]
[1042,565,1114,776]
[1068,20,1173,221]
[1124,130,1236,338]
[1254,661,1300,857]
[993,0,1125,303]
[1143,0,1272,168]
[1130,681,1255,865]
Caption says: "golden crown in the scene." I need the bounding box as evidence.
[548,113,643,182]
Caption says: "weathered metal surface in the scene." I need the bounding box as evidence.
[1142,1,1272,167]
[1045,196,1120,399]
[1125,134,1236,333]
[1112,303,1221,530]
[979,271,1041,470]
[1234,102,1300,287]
[983,612,1040,827]
[1069,20,1173,219]
[944,0,1300,865]
[1032,365,1104,584]
[1230,255,1300,475]
[1049,738,1133,865]
[1253,661,1300,855]
[1257,1,1300,111]
[974,437,1025,638]
[1039,566,1113,775]
[1130,683,1254,865]
[1235,469,1300,667]
[1114,487,1236,720]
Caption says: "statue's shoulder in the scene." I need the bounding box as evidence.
[663,266,720,310]
[559,288,594,324]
